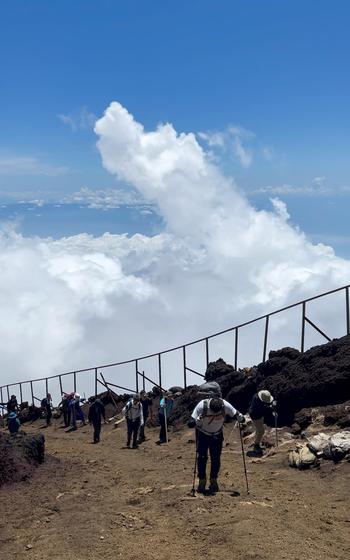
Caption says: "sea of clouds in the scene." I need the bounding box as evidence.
[1,101,350,396]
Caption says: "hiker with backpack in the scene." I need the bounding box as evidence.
[7,411,20,435]
[122,394,144,449]
[188,394,245,494]
[41,393,53,426]
[88,396,107,444]
[248,389,276,456]
[7,395,19,414]
[157,391,174,444]
[138,390,153,443]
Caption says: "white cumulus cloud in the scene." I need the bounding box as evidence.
[1,102,350,396]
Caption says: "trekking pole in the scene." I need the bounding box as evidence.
[274,412,278,447]
[238,422,250,494]
[164,405,168,444]
[190,435,198,497]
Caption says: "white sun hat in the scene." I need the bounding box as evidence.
[258,390,273,404]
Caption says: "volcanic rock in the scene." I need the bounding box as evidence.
[0,432,45,486]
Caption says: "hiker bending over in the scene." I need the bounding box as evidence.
[158,391,174,444]
[7,411,20,435]
[88,396,107,443]
[188,397,245,494]
[139,390,153,443]
[248,390,276,456]
[123,394,144,449]
[59,393,71,428]
[41,393,52,426]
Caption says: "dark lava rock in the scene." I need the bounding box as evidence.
[170,335,350,428]
[0,432,45,486]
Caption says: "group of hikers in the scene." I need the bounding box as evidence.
[1,384,277,495]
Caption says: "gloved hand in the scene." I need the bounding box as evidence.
[236,413,245,424]
[187,418,196,429]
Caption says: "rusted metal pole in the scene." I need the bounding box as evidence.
[301,302,306,353]
[19,383,23,404]
[142,370,145,392]
[263,315,270,362]
[183,346,187,389]
[158,354,162,390]
[346,287,350,335]
[30,381,34,406]
[205,338,209,368]
[234,328,238,370]
[135,360,139,393]
[94,368,98,397]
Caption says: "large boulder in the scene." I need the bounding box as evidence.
[0,432,45,486]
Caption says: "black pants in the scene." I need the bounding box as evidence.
[46,407,52,426]
[93,420,101,443]
[127,418,140,447]
[159,413,168,442]
[63,407,71,427]
[139,412,148,440]
[197,430,223,480]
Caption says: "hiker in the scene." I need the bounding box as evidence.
[7,395,19,414]
[188,396,245,494]
[158,391,174,444]
[7,411,20,435]
[122,394,144,449]
[73,393,86,428]
[138,390,153,443]
[59,393,71,427]
[248,389,276,456]
[41,393,52,426]
[88,396,107,443]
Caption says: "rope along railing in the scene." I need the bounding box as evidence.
[1,283,350,406]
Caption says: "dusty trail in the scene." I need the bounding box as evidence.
[0,419,349,560]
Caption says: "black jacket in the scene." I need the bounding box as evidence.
[88,400,106,424]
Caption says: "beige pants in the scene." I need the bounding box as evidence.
[252,417,265,445]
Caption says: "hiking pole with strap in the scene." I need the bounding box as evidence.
[164,405,168,444]
[238,422,250,494]
[273,411,278,447]
[190,433,198,497]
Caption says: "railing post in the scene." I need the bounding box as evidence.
[263,315,270,362]
[19,383,23,404]
[142,370,146,392]
[135,360,139,393]
[59,375,63,396]
[30,381,34,406]
[183,346,187,389]
[1,387,3,407]
[158,354,162,390]
[94,368,98,397]
[6,386,10,401]
[346,287,350,335]
[301,302,306,353]
[73,372,77,393]
[234,328,238,370]
[45,378,48,397]
[205,338,209,368]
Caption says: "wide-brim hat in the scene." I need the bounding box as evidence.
[258,390,273,404]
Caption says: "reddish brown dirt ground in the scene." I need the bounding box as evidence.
[0,418,349,560]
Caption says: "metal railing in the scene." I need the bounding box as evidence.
[1,283,349,406]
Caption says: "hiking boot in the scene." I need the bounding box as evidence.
[253,444,263,455]
[197,478,206,494]
[209,478,219,493]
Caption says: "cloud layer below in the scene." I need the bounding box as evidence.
[1,101,350,393]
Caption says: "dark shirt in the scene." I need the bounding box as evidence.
[7,399,18,414]
[88,400,106,424]
[141,398,153,417]
[41,398,51,411]
[249,393,271,420]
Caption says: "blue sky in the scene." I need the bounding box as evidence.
[0,0,350,243]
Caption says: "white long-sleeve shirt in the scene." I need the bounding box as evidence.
[191,398,238,435]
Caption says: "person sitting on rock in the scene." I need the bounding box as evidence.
[88,396,107,444]
[248,389,276,456]
[122,394,144,449]
[7,411,20,435]
[157,391,174,444]
[188,396,245,494]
